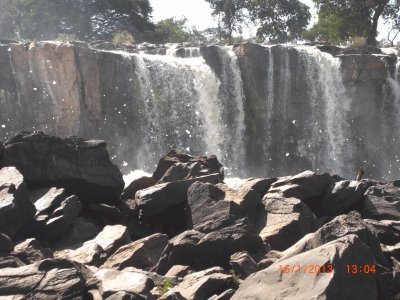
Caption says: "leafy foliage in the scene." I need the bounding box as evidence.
[112,30,135,45]
[156,279,174,295]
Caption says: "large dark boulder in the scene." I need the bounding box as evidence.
[152,150,223,183]
[0,233,14,254]
[232,235,378,300]
[0,259,88,299]
[0,167,35,238]
[187,182,244,232]
[155,219,264,275]
[1,131,124,205]
[358,181,400,220]
[364,219,400,246]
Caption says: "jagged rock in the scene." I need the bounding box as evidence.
[121,176,156,204]
[30,187,66,214]
[273,211,388,267]
[87,203,126,224]
[156,220,264,274]
[0,167,35,238]
[167,267,236,300]
[102,233,169,270]
[106,291,147,299]
[1,131,124,205]
[364,219,400,246]
[0,256,25,268]
[135,174,222,235]
[382,243,400,261]
[165,265,192,278]
[158,291,185,300]
[34,195,82,242]
[0,233,14,254]
[0,259,88,299]
[217,177,275,220]
[55,224,131,266]
[12,238,53,264]
[208,289,236,300]
[229,252,257,278]
[94,269,154,299]
[258,196,317,251]
[152,150,224,183]
[318,180,371,216]
[187,182,244,232]
[267,171,332,210]
[232,235,378,300]
[52,216,100,249]
[359,181,400,220]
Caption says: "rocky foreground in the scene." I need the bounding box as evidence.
[0,131,399,300]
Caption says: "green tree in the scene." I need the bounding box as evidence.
[312,0,399,46]
[204,0,248,43]
[149,17,190,43]
[303,13,346,43]
[0,0,154,41]
[247,0,311,43]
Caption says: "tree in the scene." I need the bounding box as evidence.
[204,0,248,43]
[302,12,346,43]
[149,17,190,43]
[312,0,399,46]
[0,0,154,41]
[247,0,311,43]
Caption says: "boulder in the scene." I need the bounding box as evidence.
[167,267,236,300]
[156,219,264,274]
[12,238,53,264]
[275,211,388,267]
[229,252,257,278]
[136,174,221,235]
[359,182,400,220]
[382,243,400,261]
[152,150,224,183]
[217,177,275,220]
[187,182,245,232]
[0,233,14,254]
[94,269,154,299]
[30,187,66,214]
[258,196,317,251]
[208,289,236,300]
[364,219,400,246]
[0,256,25,268]
[55,224,131,266]
[121,176,156,203]
[232,235,378,300]
[0,259,88,299]
[318,180,371,216]
[0,167,35,238]
[102,233,169,270]
[165,265,192,278]
[1,131,124,205]
[52,216,100,249]
[34,195,82,242]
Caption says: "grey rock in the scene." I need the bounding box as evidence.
[30,187,66,214]
[1,131,124,205]
[258,196,317,251]
[121,176,156,203]
[167,267,236,300]
[156,220,264,274]
[232,235,378,300]
[102,233,168,270]
[94,269,154,299]
[229,251,257,278]
[359,182,400,220]
[12,238,53,264]
[0,167,35,238]
[0,259,88,299]
[0,256,25,268]
[364,219,400,245]
[165,265,192,278]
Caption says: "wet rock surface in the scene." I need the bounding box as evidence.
[0,132,399,299]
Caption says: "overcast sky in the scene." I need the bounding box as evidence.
[149,0,316,30]
[149,0,389,41]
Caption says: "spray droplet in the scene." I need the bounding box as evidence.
[285,153,290,157]
[52,81,57,85]
[1,124,5,128]
[186,147,190,152]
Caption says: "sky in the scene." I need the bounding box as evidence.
[149,0,316,31]
[149,0,389,42]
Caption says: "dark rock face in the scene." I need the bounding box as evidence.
[359,182,400,220]
[0,167,35,238]
[232,235,378,300]
[156,220,264,275]
[153,150,224,183]
[0,233,14,254]
[0,259,88,299]
[1,131,124,205]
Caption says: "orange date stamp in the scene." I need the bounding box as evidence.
[279,264,334,274]
[279,264,377,275]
